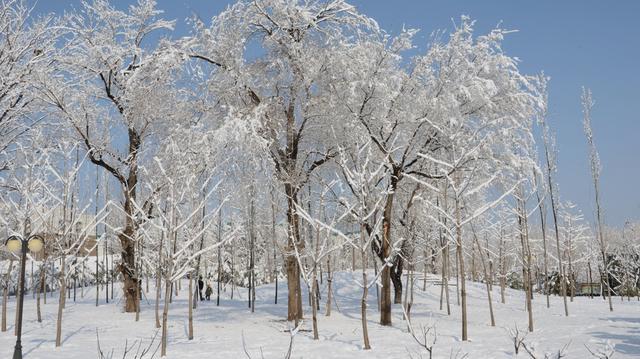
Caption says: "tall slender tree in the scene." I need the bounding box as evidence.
[582,87,613,312]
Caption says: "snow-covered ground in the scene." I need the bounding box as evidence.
[1,272,638,358]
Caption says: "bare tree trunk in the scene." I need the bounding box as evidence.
[120,198,141,313]
[403,262,410,318]
[155,226,164,329]
[360,231,371,350]
[582,89,613,312]
[284,250,300,322]
[161,276,171,357]
[456,197,468,341]
[155,275,162,329]
[489,257,494,291]
[568,241,575,302]
[274,260,278,305]
[438,205,451,316]
[188,275,193,340]
[135,240,141,322]
[230,229,235,300]
[73,262,77,303]
[37,262,45,323]
[524,260,533,332]
[380,180,396,326]
[542,128,569,317]
[2,285,7,332]
[266,233,273,284]
[2,260,14,332]
[249,187,256,313]
[406,262,415,321]
[251,265,256,313]
[314,222,321,313]
[444,245,451,315]
[352,246,356,272]
[517,196,534,332]
[471,246,477,282]
[44,260,48,305]
[499,233,506,304]
[94,165,100,306]
[431,247,437,274]
[55,260,66,347]
[217,198,223,307]
[285,183,304,324]
[361,268,371,349]
[373,254,380,311]
[473,231,495,327]
[325,254,333,317]
[194,188,207,311]
[455,245,460,306]
[423,248,428,291]
[104,174,110,305]
[161,212,175,357]
[534,172,550,309]
[269,187,279,305]
[457,241,467,340]
[438,191,451,315]
[311,270,319,340]
[439,247,445,311]
[390,258,405,306]
[588,261,594,299]
[110,243,114,301]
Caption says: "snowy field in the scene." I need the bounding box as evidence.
[1,272,638,358]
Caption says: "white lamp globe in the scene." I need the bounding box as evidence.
[27,236,44,253]
[6,237,22,254]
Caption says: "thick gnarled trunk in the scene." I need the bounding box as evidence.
[390,260,404,304]
[285,184,303,323]
[119,142,140,314]
[380,178,396,326]
[119,221,138,313]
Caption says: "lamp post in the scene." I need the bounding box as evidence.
[5,219,44,359]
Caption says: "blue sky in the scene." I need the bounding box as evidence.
[32,0,639,227]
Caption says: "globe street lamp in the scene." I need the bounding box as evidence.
[5,221,44,359]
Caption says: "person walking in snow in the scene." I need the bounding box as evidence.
[205,283,213,301]
[198,275,204,301]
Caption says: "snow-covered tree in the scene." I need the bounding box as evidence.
[185,0,380,323]
[0,0,59,170]
[41,0,184,312]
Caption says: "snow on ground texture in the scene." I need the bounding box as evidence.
[1,272,638,358]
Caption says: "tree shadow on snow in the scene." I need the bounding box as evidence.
[592,317,640,356]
